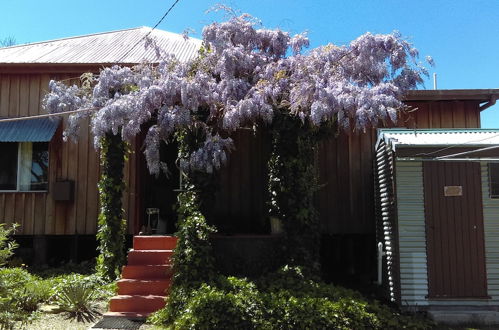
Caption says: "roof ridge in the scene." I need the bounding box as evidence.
[0,26,154,50]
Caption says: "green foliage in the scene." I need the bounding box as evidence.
[52,273,114,302]
[150,266,434,329]
[172,277,264,329]
[54,275,102,322]
[152,189,218,325]
[268,111,321,270]
[96,132,128,282]
[0,224,18,267]
[31,260,96,278]
[149,129,219,326]
[0,267,44,329]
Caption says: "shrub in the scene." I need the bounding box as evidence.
[52,273,114,302]
[0,224,18,267]
[173,279,264,330]
[0,267,51,312]
[150,266,434,329]
[0,267,45,329]
[55,280,101,322]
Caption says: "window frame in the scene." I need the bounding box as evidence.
[0,142,49,193]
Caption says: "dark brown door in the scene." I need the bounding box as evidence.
[423,161,488,299]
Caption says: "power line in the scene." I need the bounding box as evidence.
[117,0,182,62]
[0,108,97,123]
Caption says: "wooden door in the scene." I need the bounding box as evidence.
[423,161,488,299]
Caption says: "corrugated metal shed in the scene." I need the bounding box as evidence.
[0,118,59,142]
[0,27,201,64]
[378,129,499,149]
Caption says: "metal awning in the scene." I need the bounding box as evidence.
[376,128,499,161]
[377,128,499,149]
[0,118,60,142]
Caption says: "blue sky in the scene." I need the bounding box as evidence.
[2,0,499,126]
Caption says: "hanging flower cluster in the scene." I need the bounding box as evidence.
[43,13,431,175]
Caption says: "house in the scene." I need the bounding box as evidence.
[375,128,499,323]
[0,27,201,263]
[0,27,498,284]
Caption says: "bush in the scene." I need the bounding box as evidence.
[0,267,51,312]
[52,273,114,302]
[150,266,434,330]
[0,267,45,329]
[55,280,101,322]
[0,224,18,267]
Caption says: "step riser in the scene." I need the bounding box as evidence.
[108,235,177,316]
[109,297,166,313]
[122,265,173,279]
[133,236,178,250]
[127,251,173,265]
[117,280,171,295]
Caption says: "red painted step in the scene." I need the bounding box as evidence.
[134,236,178,250]
[122,265,173,279]
[105,235,178,318]
[127,250,173,265]
[109,295,166,313]
[117,279,171,295]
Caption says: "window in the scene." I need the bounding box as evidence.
[0,142,49,191]
[489,163,499,198]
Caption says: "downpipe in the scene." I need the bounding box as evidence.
[376,242,386,285]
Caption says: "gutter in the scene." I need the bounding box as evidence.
[479,96,497,111]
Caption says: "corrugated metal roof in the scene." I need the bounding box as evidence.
[378,128,499,149]
[0,27,202,64]
[0,118,59,141]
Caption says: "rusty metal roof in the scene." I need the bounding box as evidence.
[377,128,499,149]
[0,27,202,64]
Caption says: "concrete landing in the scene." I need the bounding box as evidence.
[429,310,499,326]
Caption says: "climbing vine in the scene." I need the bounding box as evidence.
[153,129,218,324]
[96,132,127,281]
[268,111,323,270]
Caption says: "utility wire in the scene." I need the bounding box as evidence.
[0,108,97,123]
[117,0,182,62]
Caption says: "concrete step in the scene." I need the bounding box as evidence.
[108,295,166,313]
[429,310,499,326]
[127,250,173,265]
[117,279,171,295]
[102,311,151,319]
[121,265,173,279]
[133,235,178,250]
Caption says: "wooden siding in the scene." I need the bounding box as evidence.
[0,73,100,235]
[395,161,429,306]
[317,100,481,235]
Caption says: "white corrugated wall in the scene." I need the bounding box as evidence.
[481,162,499,303]
[395,161,429,306]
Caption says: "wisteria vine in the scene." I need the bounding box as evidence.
[43,13,431,176]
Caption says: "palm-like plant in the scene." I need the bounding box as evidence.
[56,282,101,322]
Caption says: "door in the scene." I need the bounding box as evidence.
[423,161,488,299]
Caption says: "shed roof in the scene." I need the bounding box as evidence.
[0,27,202,65]
[377,128,499,150]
